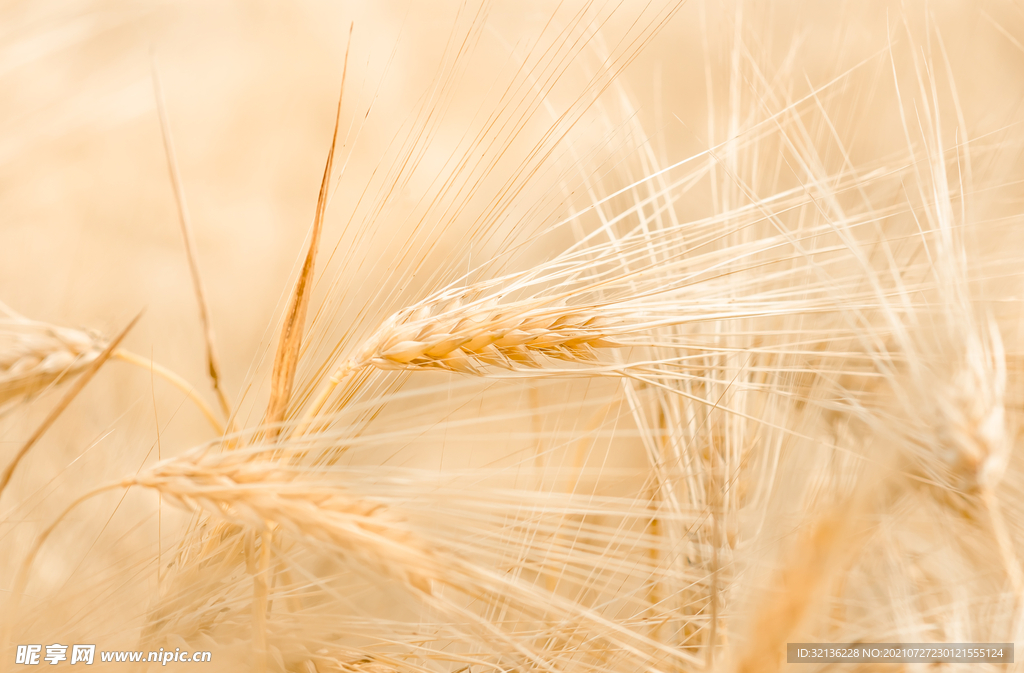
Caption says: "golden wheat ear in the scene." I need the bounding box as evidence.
[0,314,106,412]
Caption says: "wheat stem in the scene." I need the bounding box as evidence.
[252,526,272,673]
[113,348,224,435]
[289,362,354,439]
[981,487,1024,598]
[4,483,123,649]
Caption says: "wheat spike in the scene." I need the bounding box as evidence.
[124,447,441,594]
[294,293,646,436]
[0,313,106,410]
[916,323,1009,495]
[348,296,634,375]
[0,304,225,432]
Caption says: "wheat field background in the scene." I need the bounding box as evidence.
[2,1,1024,671]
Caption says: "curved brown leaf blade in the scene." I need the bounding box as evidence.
[262,24,353,436]
[152,58,234,425]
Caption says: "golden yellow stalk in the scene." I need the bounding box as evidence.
[112,349,224,434]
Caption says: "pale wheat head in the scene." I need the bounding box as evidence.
[124,446,441,594]
[0,313,106,410]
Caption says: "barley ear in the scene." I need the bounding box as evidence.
[0,320,105,411]
[0,312,141,502]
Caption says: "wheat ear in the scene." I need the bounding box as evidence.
[0,314,140,501]
[123,448,441,594]
[296,295,641,432]
[346,296,635,374]
[915,321,1020,593]
[0,308,223,432]
[0,317,106,409]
